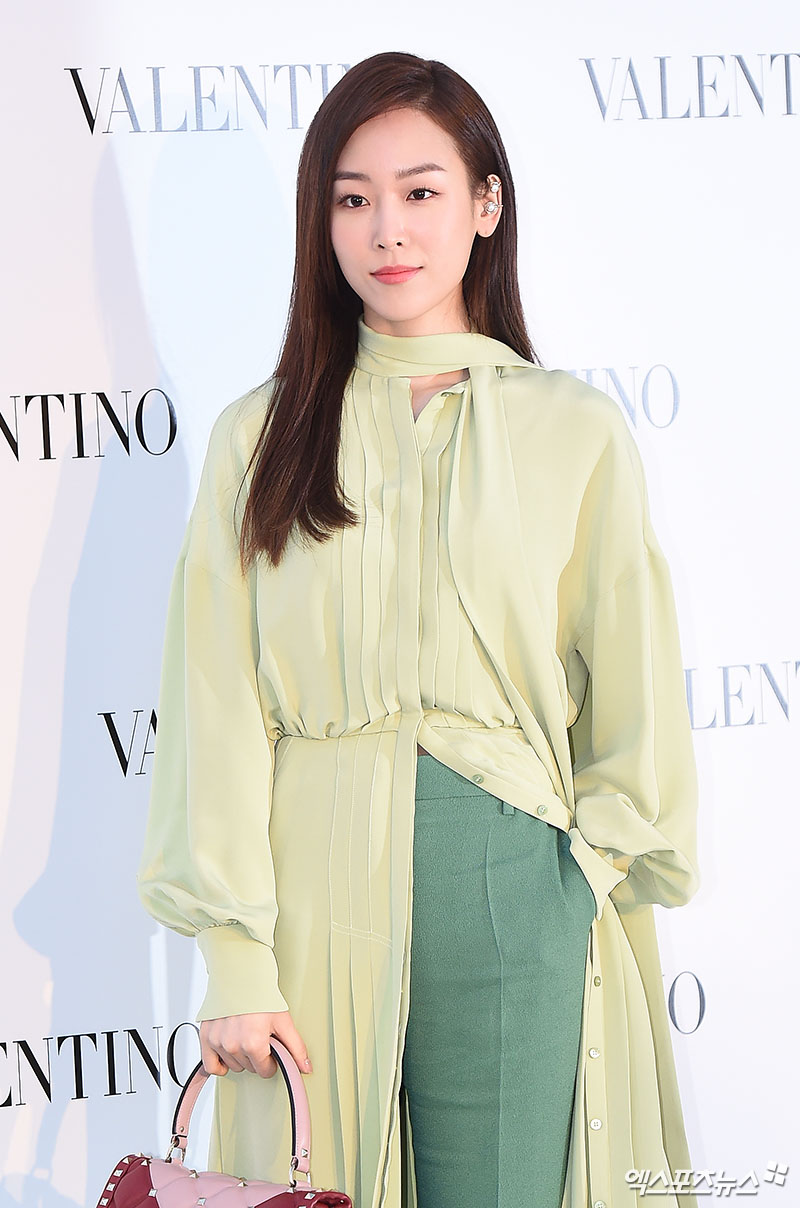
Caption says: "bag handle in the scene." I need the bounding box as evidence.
[167,1038,312,1181]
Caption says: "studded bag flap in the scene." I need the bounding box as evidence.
[93,1038,353,1207]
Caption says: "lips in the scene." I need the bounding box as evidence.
[371,266,421,283]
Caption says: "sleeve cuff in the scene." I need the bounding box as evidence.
[195,923,290,1021]
[609,855,700,912]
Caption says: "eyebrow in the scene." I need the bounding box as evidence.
[333,162,447,183]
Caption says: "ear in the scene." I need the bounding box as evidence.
[475,178,503,239]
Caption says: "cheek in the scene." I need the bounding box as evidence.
[434,215,476,269]
[330,217,362,269]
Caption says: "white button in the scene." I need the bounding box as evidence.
[589,1118,602,1130]
[593,1201,607,1207]
[593,975,602,986]
[589,1047,600,1059]
[472,774,484,783]
[537,804,548,815]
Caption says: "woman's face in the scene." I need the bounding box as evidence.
[330,107,500,337]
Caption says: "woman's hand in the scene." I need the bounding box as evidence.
[199,1011,314,1079]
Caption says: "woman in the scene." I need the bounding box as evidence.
[138,51,700,1208]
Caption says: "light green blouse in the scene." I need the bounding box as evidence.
[139,316,700,1208]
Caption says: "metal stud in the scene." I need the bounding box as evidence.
[197,1199,207,1206]
[237,1179,248,1187]
[114,1170,124,1177]
[148,1190,158,1198]
[301,1148,309,1157]
[188,1169,199,1178]
[100,1200,108,1206]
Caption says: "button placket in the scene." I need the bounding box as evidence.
[584,923,611,1208]
[410,383,462,454]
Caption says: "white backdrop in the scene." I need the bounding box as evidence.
[2,1,799,1204]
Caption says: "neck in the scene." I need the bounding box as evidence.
[361,301,472,338]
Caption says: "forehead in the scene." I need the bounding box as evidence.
[334,108,462,177]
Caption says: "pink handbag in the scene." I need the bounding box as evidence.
[93,1038,353,1207]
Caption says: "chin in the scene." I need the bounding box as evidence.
[365,295,438,325]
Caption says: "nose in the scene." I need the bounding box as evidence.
[372,199,405,250]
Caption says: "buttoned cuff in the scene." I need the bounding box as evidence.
[195,923,289,1021]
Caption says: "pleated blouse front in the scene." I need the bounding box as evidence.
[415,375,510,727]
[353,363,568,812]
[404,373,545,777]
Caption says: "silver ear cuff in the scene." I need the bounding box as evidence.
[482,174,502,216]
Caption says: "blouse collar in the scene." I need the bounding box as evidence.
[354,314,533,378]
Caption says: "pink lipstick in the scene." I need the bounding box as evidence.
[371,266,421,284]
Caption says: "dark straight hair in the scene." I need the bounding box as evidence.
[239,50,540,571]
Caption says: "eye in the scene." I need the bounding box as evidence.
[409,188,438,201]
[336,193,368,208]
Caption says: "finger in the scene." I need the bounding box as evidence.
[205,1024,261,1077]
[236,1039,277,1079]
[272,1024,313,1075]
[215,1047,247,1074]
[199,1037,228,1078]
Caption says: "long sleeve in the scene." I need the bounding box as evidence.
[138,391,290,1020]
[565,401,700,913]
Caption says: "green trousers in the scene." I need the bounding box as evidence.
[400,756,596,1208]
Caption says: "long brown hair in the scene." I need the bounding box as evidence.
[239,50,540,571]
